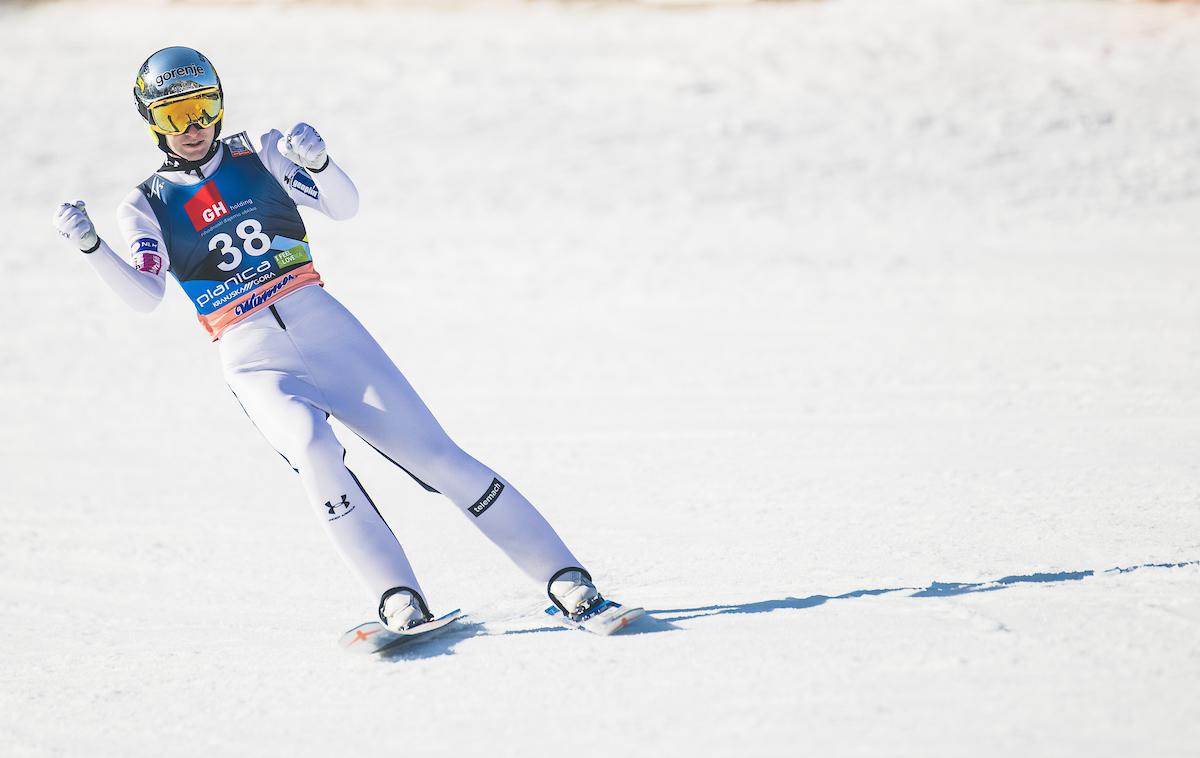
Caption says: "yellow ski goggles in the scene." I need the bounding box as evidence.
[146,88,223,135]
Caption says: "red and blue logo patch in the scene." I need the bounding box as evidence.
[184,181,230,232]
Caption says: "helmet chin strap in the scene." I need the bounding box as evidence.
[157,119,224,178]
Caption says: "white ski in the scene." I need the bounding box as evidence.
[544,600,645,636]
[338,609,464,655]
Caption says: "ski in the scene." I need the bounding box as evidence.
[338,609,464,655]
[544,600,645,636]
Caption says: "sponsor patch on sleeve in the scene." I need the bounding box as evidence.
[131,240,163,274]
[288,168,320,200]
[134,252,163,275]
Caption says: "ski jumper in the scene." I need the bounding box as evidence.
[98,129,582,605]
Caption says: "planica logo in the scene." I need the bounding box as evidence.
[195,259,272,308]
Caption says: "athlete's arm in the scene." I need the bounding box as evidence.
[87,237,166,313]
[258,126,359,221]
[54,195,167,313]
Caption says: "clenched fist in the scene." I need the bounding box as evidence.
[54,201,100,253]
[278,123,329,172]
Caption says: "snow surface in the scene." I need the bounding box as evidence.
[3,0,1200,755]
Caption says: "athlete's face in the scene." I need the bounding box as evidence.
[164,122,216,162]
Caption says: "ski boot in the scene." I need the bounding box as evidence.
[546,567,644,636]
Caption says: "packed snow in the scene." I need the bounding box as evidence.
[2,0,1199,755]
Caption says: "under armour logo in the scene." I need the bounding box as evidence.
[325,494,351,515]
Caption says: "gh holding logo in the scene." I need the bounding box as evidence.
[184,181,230,231]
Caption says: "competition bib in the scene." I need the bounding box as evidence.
[138,132,324,339]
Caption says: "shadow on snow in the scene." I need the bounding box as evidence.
[374,620,488,661]
[371,559,1197,646]
[648,559,1200,624]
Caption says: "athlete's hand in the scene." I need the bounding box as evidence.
[53,200,100,253]
[278,123,329,172]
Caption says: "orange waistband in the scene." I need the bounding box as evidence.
[201,264,324,341]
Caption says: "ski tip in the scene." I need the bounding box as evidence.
[339,622,390,652]
[605,606,646,635]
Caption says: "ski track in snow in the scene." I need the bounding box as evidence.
[3,1,1200,756]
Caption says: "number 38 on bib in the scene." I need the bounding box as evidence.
[212,218,273,271]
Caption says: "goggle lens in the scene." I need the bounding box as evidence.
[148,90,223,135]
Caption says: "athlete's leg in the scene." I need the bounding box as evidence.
[220,314,423,604]
[278,290,582,585]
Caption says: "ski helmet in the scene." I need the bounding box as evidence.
[133,47,224,153]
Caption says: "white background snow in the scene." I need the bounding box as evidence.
[2,0,1199,755]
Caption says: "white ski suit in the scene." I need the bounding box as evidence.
[81,128,582,610]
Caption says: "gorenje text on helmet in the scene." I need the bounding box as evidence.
[154,64,206,89]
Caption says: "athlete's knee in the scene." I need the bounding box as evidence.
[444,439,490,475]
[412,436,488,485]
[285,426,345,474]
